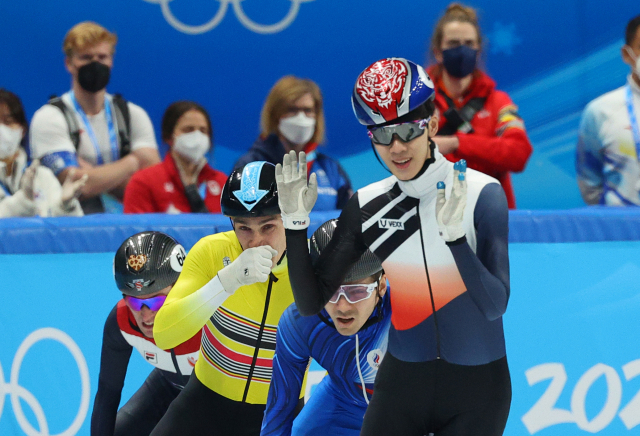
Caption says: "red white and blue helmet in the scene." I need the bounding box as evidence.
[351,57,435,126]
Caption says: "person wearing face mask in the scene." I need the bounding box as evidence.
[261,219,391,436]
[576,15,640,206]
[123,101,227,214]
[234,76,352,210]
[427,3,532,209]
[149,163,304,436]
[0,89,86,217]
[30,21,160,214]
[277,57,511,436]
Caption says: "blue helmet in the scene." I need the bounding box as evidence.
[351,57,435,126]
[220,161,280,218]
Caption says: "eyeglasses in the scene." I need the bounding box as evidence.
[124,295,167,312]
[328,282,378,304]
[367,118,430,146]
[284,106,316,117]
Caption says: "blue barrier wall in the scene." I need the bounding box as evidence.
[3,207,640,255]
[0,210,639,435]
[1,0,638,209]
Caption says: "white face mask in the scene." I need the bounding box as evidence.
[625,46,640,75]
[279,112,316,145]
[173,130,210,162]
[0,124,23,159]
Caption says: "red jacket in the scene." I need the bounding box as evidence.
[428,66,532,209]
[124,153,227,214]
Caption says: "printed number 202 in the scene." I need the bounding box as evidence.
[522,360,640,434]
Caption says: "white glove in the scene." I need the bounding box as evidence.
[217,245,278,294]
[61,168,88,209]
[275,150,318,230]
[20,159,39,201]
[436,160,467,242]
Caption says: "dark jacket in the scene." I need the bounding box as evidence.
[235,134,353,210]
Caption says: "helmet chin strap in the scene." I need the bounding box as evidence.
[409,139,437,180]
[370,140,392,174]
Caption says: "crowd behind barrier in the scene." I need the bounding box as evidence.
[1,1,637,211]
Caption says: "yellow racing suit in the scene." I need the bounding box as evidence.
[154,230,305,404]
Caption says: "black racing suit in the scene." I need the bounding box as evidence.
[285,149,512,435]
[91,300,201,436]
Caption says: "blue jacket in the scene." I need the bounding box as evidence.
[234,134,353,210]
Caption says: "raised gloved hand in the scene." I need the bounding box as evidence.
[436,160,467,242]
[217,245,278,294]
[60,168,88,210]
[20,159,39,201]
[275,150,317,230]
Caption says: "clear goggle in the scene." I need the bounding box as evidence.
[328,282,378,304]
[367,118,430,146]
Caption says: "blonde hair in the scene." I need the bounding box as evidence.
[430,3,483,58]
[63,21,117,57]
[260,76,325,145]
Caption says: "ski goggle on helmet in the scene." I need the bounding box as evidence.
[351,57,435,131]
[310,219,383,304]
[114,231,186,298]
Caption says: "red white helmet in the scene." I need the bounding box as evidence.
[351,57,435,126]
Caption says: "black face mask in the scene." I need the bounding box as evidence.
[441,45,478,79]
[77,61,111,93]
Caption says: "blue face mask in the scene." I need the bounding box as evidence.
[441,45,478,78]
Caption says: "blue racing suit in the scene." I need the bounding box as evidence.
[261,291,391,436]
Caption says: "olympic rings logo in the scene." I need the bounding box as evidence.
[142,0,316,35]
[0,328,90,436]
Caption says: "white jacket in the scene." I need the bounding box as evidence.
[576,76,640,205]
[0,149,83,217]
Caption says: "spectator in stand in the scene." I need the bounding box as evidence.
[576,15,640,206]
[124,101,227,214]
[0,89,86,217]
[30,21,160,214]
[427,3,532,209]
[234,76,352,210]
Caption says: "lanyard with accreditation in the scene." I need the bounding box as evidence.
[626,85,640,164]
[69,91,119,165]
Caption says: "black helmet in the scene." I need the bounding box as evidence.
[310,219,382,283]
[221,161,280,218]
[114,231,186,297]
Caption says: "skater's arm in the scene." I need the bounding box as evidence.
[154,237,233,350]
[286,194,368,315]
[448,183,510,320]
[91,306,133,436]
